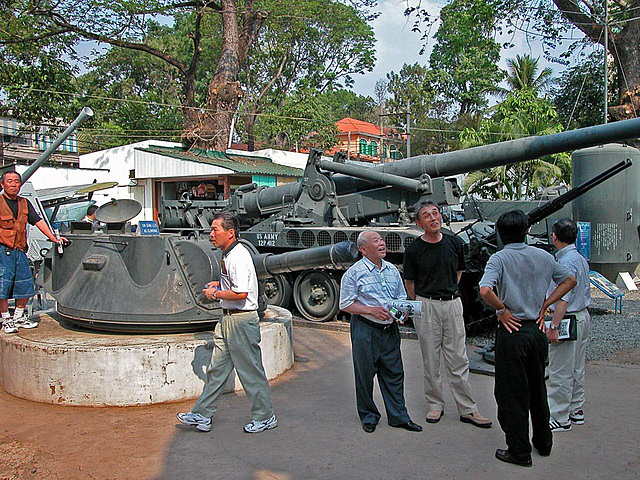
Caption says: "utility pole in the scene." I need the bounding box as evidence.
[406,101,411,158]
[604,0,608,124]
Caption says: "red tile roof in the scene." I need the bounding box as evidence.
[336,117,382,136]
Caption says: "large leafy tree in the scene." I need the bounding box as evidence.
[553,52,607,129]
[385,63,459,155]
[404,0,640,120]
[1,0,265,151]
[239,0,375,150]
[495,0,639,120]
[427,0,505,117]
[256,88,338,151]
[461,89,570,199]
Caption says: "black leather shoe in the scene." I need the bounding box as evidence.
[390,421,423,432]
[362,423,376,433]
[534,444,552,457]
[495,449,532,467]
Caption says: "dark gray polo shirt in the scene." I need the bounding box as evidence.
[479,243,571,320]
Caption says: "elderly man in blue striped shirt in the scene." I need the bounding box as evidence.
[339,231,422,434]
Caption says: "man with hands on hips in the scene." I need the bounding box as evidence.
[479,210,576,467]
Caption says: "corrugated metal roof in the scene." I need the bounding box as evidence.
[135,146,304,177]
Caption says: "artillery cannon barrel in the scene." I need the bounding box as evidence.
[253,241,359,279]
[526,159,632,226]
[317,158,430,193]
[369,117,640,180]
[21,107,94,183]
[236,181,303,218]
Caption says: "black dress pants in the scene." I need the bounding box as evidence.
[350,315,411,425]
[495,321,552,458]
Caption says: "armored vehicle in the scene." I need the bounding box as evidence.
[158,118,640,323]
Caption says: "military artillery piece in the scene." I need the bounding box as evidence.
[159,118,640,323]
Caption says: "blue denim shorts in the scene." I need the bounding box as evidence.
[0,245,35,299]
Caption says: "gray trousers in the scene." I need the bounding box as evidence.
[192,311,274,421]
[415,296,478,415]
[547,308,590,423]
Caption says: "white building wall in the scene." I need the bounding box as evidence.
[80,140,181,205]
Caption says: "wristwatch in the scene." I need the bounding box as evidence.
[549,324,558,330]
[496,307,506,316]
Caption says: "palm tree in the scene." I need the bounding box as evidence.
[497,54,554,98]
[460,90,570,200]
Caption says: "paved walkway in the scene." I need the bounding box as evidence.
[1,326,638,479]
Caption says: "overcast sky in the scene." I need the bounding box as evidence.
[351,0,598,99]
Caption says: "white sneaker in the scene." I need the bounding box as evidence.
[549,419,572,432]
[569,409,585,425]
[244,414,277,433]
[3,320,18,334]
[14,316,38,329]
[176,412,212,432]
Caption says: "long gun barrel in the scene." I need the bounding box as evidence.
[21,107,94,183]
[526,159,633,226]
[371,117,640,179]
[254,241,359,278]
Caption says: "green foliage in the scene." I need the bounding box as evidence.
[461,89,570,199]
[318,89,377,123]
[428,0,504,116]
[239,0,375,148]
[256,89,338,151]
[0,41,79,126]
[552,52,606,129]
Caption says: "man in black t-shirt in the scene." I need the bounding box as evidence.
[404,200,492,428]
[0,171,66,333]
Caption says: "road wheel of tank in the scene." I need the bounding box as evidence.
[264,274,292,309]
[293,271,340,322]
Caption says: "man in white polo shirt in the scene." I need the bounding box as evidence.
[177,212,276,434]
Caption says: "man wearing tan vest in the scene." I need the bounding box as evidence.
[0,171,66,334]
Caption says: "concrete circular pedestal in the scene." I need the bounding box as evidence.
[0,307,294,406]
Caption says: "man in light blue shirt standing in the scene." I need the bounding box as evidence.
[546,218,591,432]
[339,231,422,434]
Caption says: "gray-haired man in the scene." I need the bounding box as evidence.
[340,231,422,434]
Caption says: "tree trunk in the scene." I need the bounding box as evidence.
[182,0,265,151]
[244,112,257,151]
[608,21,640,122]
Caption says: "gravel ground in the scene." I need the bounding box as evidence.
[468,267,640,362]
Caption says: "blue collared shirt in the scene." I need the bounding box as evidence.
[479,243,571,321]
[548,244,591,312]
[339,256,407,324]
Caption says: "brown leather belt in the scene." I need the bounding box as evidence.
[223,309,253,315]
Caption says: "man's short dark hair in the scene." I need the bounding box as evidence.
[552,218,578,244]
[414,199,440,217]
[87,204,99,216]
[496,210,528,244]
[213,211,240,237]
[1,170,21,183]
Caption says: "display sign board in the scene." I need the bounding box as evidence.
[138,220,160,236]
[576,221,591,261]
